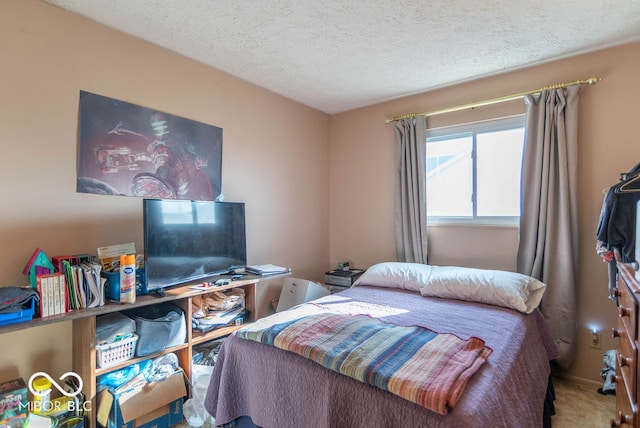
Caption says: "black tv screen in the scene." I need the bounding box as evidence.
[143,199,247,290]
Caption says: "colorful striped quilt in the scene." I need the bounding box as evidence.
[236,312,492,415]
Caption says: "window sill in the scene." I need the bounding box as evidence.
[427,217,520,228]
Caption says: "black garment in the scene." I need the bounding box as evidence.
[596,163,640,263]
[596,188,640,262]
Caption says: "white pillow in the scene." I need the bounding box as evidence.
[420,266,546,314]
[353,262,546,314]
[353,262,436,293]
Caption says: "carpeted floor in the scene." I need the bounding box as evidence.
[551,376,616,428]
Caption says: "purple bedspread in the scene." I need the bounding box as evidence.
[204,286,558,428]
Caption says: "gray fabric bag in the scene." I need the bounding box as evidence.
[123,303,186,357]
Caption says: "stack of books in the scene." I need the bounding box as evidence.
[36,273,68,317]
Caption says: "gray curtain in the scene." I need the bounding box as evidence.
[393,116,428,263]
[517,86,581,370]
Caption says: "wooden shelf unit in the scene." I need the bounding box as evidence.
[1,273,289,428]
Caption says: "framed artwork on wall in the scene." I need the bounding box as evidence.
[76,90,223,200]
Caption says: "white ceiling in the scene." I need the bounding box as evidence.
[45,0,640,114]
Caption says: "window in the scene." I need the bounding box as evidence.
[426,116,525,224]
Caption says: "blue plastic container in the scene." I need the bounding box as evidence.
[0,299,35,327]
[102,269,147,301]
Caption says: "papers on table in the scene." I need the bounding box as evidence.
[245,264,290,275]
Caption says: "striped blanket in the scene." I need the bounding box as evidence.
[236,312,492,415]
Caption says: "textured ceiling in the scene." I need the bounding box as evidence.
[44,0,640,114]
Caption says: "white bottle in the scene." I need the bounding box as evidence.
[119,254,136,303]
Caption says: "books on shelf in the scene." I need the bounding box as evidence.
[245,264,290,276]
[60,260,104,310]
[36,273,68,317]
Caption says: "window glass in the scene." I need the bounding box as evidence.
[426,116,525,223]
[426,135,472,217]
[476,128,524,216]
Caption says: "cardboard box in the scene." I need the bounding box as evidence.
[167,397,184,427]
[135,399,183,428]
[135,405,169,428]
[110,397,182,428]
[102,370,186,428]
[0,378,28,428]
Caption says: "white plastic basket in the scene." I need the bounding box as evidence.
[96,334,138,368]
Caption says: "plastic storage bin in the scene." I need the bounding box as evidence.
[102,269,147,301]
[96,334,138,368]
[0,300,35,327]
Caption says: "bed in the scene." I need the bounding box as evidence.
[204,262,559,428]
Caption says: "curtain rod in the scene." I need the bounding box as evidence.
[384,76,601,124]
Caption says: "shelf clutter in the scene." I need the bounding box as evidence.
[2,245,292,428]
[96,312,138,369]
[91,290,248,428]
[0,374,89,428]
[94,304,190,427]
[96,334,139,369]
[0,287,38,327]
[96,304,186,368]
[192,289,246,333]
[20,245,149,322]
[96,353,186,428]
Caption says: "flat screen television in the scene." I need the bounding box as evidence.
[143,199,247,291]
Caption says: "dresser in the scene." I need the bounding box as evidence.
[612,259,640,427]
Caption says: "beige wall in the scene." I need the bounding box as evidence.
[330,41,640,384]
[0,0,329,380]
[3,0,638,387]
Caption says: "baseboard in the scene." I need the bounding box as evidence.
[553,373,602,388]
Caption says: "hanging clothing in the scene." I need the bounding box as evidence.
[596,163,640,298]
[596,182,640,263]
